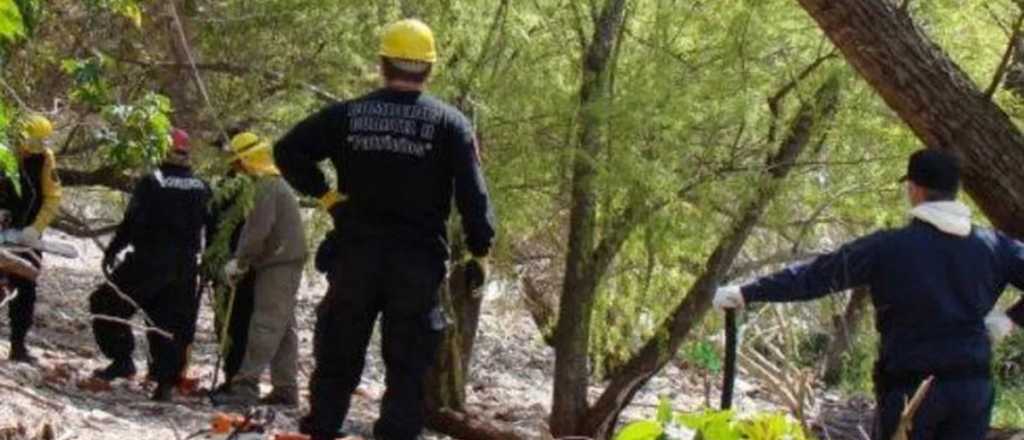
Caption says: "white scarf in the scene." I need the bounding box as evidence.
[909,201,972,237]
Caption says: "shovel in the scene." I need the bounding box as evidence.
[720,309,738,410]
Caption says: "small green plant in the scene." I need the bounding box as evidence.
[614,399,808,440]
[683,340,723,406]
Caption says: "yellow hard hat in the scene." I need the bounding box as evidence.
[379,19,437,64]
[20,114,53,140]
[230,132,279,176]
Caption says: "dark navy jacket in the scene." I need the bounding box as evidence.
[274,88,496,259]
[742,220,1024,377]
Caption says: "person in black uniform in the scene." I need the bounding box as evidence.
[4,114,63,364]
[714,149,1024,439]
[274,18,496,440]
[88,128,212,402]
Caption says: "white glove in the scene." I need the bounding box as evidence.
[713,285,745,311]
[224,259,247,284]
[18,227,40,246]
[985,309,1016,344]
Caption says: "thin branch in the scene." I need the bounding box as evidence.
[167,0,227,139]
[767,52,837,143]
[986,11,1024,98]
[94,265,174,341]
[90,314,173,340]
[0,76,30,110]
[53,209,118,238]
[0,289,18,310]
[0,381,64,410]
[116,58,340,104]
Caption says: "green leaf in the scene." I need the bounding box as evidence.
[738,413,807,440]
[656,396,673,425]
[678,410,740,440]
[117,2,142,28]
[0,0,25,43]
[0,143,21,196]
[613,421,663,440]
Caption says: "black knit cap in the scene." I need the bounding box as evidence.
[900,149,961,193]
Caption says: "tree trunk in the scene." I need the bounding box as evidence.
[423,270,469,412]
[822,288,870,387]
[550,0,629,436]
[792,0,1024,238]
[580,76,843,439]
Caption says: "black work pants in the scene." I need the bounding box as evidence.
[89,254,200,385]
[304,239,446,440]
[221,273,256,383]
[7,250,40,348]
[873,377,994,440]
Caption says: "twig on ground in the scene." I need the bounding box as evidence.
[91,314,173,340]
[0,289,18,310]
[0,380,65,410]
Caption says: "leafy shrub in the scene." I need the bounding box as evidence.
[614,399,808,440]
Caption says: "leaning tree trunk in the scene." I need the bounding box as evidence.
[822,287,870,387]
[423,231,522,439]
[792,0,1024,238]
[550,0,629,436]
[580,76,843,439]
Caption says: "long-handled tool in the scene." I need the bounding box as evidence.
[721,309,738,410]
[210,281,239,393]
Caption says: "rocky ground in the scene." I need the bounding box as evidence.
[0,232,791,440]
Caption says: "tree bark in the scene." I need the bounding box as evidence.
[822,288,870,387]
[57,166,135,192]
[792,0,1024,238]
[550,0,629,436]
[580,76,843,439]
[425,408,526,440]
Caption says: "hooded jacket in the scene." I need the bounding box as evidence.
[742,201,1024,379]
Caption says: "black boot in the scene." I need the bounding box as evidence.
[92,359,136,381]
[151,382,173,402]
[9,342,36,364]
[299,415,349,440]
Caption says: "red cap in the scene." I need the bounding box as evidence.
[171,128,190,152]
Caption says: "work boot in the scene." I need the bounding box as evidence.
[299,415,349,440]
[259,387,298,407]
[210,380,259,407]
[8,343,36,364]
[92,359,136,381]
[151,382,173,402]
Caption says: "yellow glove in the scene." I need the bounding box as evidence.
[318,190,347,211]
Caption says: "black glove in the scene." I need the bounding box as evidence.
[315,231,339,273]
[464,257,487,291]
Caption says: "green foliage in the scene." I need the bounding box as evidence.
[83,0,142,28]
[615,404,808,440]
[0,0,24,43]
[99,92,173,169]
[614,420,665,440]
[0,101,20,195]
[201,173,257,351]
[686,340,723,374]
[62,55,112,107]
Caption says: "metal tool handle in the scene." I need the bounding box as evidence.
[721,309,738,410]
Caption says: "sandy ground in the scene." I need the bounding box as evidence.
[0,232,782,439]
